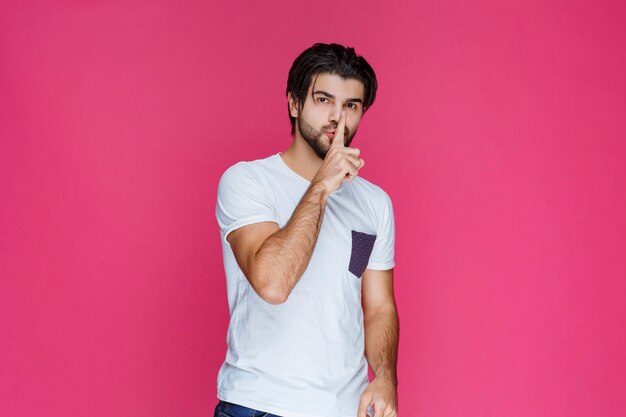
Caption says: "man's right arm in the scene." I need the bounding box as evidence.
[226,111,363,304]
[227,181,329,304]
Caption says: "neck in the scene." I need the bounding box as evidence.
[280,134,323,182]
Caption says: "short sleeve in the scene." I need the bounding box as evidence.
[215,162,279,245]
[366,191,395,270]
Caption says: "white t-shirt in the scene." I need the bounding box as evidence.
[215,153,395,417]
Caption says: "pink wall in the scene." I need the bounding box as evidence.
[1,1,625,416]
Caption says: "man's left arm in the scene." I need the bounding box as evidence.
[358,268,399,417]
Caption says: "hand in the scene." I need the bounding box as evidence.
[311,110,365,194]
[357,375,398,417]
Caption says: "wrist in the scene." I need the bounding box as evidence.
[374,369,398,387]
[309,179,331,201]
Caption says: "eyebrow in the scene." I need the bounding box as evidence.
[312,90,363,103]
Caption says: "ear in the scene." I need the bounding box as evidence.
[287,92,299,118]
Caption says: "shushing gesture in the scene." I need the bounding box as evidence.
[312,111,365,194]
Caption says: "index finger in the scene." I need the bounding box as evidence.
[332,110,347,148]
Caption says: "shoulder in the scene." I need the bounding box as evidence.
[348,176,395,231]
[350,175,393,206]
[218,154,278,187]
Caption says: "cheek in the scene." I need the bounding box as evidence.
[348,119,361,133]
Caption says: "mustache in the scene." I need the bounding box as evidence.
[323,124,350,137]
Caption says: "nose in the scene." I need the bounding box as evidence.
[328,104,341,125]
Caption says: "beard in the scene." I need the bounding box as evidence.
[297,115,354,159]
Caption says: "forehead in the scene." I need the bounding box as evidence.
[309,72,365,101]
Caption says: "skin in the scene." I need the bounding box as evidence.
[226,72,398,417]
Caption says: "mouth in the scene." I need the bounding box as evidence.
[325,130,336,140]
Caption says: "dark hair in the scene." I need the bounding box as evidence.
[286,43,378,135]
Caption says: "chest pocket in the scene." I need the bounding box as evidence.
[348,230,377,278]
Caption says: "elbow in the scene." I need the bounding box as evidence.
[247,269,290,305]
[257,287,289,305]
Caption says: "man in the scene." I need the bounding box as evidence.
[214,43,398,417]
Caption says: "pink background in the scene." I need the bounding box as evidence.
[1,1,625,416]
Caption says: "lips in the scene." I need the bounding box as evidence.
[325,130,336,139]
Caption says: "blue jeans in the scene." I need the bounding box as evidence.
[213,400,282,417]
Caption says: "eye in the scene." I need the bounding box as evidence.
[346,102,359,110]
[317,97,330,104]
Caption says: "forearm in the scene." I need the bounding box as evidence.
[364,305,399,386]
[251,181,329,302]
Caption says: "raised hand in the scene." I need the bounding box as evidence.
[312,111,365,194]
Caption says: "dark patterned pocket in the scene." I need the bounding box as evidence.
[349,230,377,278]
